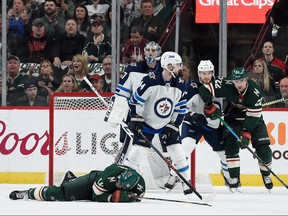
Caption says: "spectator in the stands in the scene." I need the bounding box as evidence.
[6,55,29,105]
[56,74,79,92]
[153,0,174,23]
[103,6,129,48]
[257,40,287,84]
[101,55,112,92]
[54,0,75,19]
[83,18,111,63]
[67,54,91,91]
[41,0,66,37]
[73,4,91,37]
[129,0,164,42]
[10,78,48,106]
[7,0,31,61]
[36,59,61,97]
[53,18,86,67]
[121,25,148,65]
[248,59,278,103]
[89,74,104,92]
[274,77,288,108]
[120,0,141,26]
[85,0,110,19]
[25,18,57,63]
[25,0,45,19]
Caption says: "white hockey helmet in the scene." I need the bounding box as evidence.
[197,60,215,81]
[160,51,182,77]
[144,41,162,64]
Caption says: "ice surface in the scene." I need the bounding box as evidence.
[1,184,287,215]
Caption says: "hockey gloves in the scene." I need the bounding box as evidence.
[160,123,179,145]
[111,189,137,202]
[237,130,251,149]
[128,115,144,135]
[204,101,221,120]
[184,112,208,126]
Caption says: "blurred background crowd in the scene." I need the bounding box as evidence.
[0,0,288,107]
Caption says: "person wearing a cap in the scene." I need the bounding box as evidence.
[198,67,274,191]
[26,18,56,63]
[10,78,47,106]
[82,17,111,63]
[89,73,104,93]
[6,55,29,105]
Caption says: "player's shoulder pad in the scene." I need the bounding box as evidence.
[125,61,147,73]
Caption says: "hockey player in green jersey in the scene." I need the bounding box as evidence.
[9,164,146,202]
[199,67,273,191]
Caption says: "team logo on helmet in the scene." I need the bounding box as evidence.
[120,169,140,191]
[231,67,247,80]
[154,98,173,118]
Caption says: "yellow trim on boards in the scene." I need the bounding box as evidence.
[0,172,287,186]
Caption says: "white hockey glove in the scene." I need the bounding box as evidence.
[104,96,129,126]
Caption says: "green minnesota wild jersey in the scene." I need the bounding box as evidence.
[199,77,264,131]
[92,164,146,202]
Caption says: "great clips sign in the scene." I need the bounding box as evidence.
[196,0,275,23]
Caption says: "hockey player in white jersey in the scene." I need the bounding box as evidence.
[164,60,234,191]
[123,51,194,199]
[107,41,162,163]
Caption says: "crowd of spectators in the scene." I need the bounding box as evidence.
[1,0,176,106]
[1,0,288,108]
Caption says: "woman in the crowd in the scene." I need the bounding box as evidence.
[67,54,91,91]
[248,59,279,103]
[56,74,79,92]
[73,4,91,37]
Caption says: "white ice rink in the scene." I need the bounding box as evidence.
[1,184,287,215]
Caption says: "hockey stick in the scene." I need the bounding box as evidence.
[262,97,288,107]
[138,131,204,201]
[83,77,134,141]
[215,114,288,189]
[134,196,212,207]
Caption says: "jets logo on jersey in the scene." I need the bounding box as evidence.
[154,98,173,118]
[148,71,156,79]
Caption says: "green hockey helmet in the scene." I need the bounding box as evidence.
[120,169,140,190]
[231,67,247,80]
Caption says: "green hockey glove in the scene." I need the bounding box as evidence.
[237,130,251,149]
[204,101,221,120]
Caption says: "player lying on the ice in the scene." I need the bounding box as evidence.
[9,164,146,202]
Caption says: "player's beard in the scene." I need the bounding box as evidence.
[177,69,183,78]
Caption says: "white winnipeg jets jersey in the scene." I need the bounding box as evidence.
[129,69,187,132]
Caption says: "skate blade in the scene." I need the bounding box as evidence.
[229,187,242,193]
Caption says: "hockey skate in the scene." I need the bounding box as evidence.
[221,170,237,188]
[9,190,28,200]
[262,175,273,190]
[164,174,180,192]
[227,177,241,193]
[60,171,77,187]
